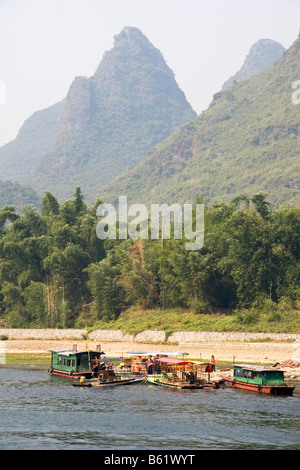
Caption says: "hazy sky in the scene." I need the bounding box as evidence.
[0,0,299,147]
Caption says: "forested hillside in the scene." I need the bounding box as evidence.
[0,30,298,332]
[0,190,299,330]
[0,31,295,210]
[0,101,63,182]
[102,33,300,208]
[0,180,40,212]
[222,38,285,89]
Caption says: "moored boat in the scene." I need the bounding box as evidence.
[146,357,220,389]
[224,364,294,396]
[49,344,121,379]
[121,350,189,375]
[72,368,145,387]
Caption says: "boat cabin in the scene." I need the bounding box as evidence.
[146,358,219,389]
[233,365,285,386]
[125,350,189,374]
[157,358,212,379]
[49,345,105,378]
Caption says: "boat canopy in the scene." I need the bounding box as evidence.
[157,358,196,365]
[125,351,188,356]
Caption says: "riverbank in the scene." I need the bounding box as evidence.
[2,336,300,381]
[1,337,299,362]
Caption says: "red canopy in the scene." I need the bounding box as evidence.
[157,358,195,365]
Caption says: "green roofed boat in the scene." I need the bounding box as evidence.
[224,364,294,396]
[49,344,107,378]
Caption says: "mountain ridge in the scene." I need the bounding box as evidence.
[100,33,300,208]
[0,29,298,210]
[0,100,63,182]
[23,26,197,201]
[222,38,285,89]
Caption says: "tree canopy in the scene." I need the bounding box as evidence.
[0,189,299,328]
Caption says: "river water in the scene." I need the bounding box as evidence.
[0,366,299,450]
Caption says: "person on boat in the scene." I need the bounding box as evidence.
[147,357,153,375]
[92,361,100,376]
[154,355,161,374]
[210,355,216,372]
[189,372,195,384]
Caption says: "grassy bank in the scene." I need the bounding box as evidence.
[88,306,300,337]
[2,353,50,366]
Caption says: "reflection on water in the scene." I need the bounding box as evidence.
[0,367,299,450]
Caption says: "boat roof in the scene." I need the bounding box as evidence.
[50,349,122,361]
[49,348,98,356]
[125,351,188,357]
[234,364,282,372]
[50,348,78,355]
[192,361,210,365]
[157,357,196,365]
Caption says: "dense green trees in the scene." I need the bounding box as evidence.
[0,188,104,327]
[0,189,299,328]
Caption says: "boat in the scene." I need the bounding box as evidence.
[49,344,121,379]
[72,368,145,387]
[224,364,294,396]
[146,357,220,389]
[121,350,189,375]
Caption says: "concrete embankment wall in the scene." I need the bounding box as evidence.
[0,328,299,344]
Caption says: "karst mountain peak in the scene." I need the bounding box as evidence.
[0,26,196,201]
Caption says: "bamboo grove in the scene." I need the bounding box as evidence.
[0,188,299,328]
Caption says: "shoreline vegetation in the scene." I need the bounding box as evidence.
[86,307,300,337]
[1,306,299,337]
[0,193,299,332]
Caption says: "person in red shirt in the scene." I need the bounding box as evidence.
[210,355,216,372]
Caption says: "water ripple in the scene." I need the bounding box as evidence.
[0,368,299,450]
